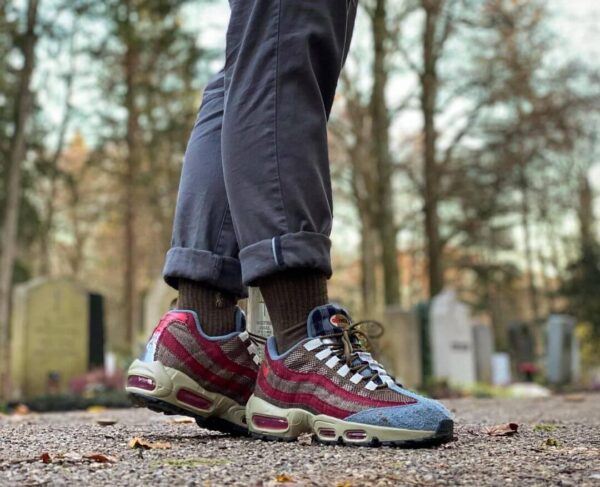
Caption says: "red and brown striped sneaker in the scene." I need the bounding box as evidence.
[247,304,454,447]
[126,309,260,435]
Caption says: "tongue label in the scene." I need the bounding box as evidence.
[330,314,349,328]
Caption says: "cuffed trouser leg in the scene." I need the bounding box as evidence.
[163,71,246,298]
[222,0,358,286]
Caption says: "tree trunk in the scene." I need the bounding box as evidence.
[39,25,76,276]
[123,2,141,350]
[0,0,40,398]
[370,0,400,306]
[578,174,595,250]
[519,165,540,324]
[359,206,378,315]
[421,0,444,298]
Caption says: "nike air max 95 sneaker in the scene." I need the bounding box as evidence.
[247,304,454,446]
[126,309,260,435]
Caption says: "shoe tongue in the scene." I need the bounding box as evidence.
[306,304,352,337]
[306,305,392,386]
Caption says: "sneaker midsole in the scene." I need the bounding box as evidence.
[247,394,438,443]
[126,359,246,427]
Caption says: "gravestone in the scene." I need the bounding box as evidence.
[508,322,536,379]
[492,352,512,386]
[10,278,89,399]
[378,307,422,388]
[472,324,494,384]
[429,289,476,386]
[247,288,272,338]
[88,293,105,369]
[546,314,580,384]
[415,302,432,383]
[247,288,272,359]
[143,278,178,340]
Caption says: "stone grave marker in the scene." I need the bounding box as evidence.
[491,352,512,386]
[378,307,422,388]
[247,288,272,359]
[247,288,272,338]
[88,293,105,369]
[143,278,178,340]
[10,278,89,399]
[508,322,536,378]
[472,323,494,384]
[546,314,580,384]
[429,289,476,386]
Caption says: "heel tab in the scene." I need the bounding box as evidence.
[264,336,279,361]
[161,309,199,327]
[141,310,198,362]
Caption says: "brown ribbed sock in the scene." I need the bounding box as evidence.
[177,279,238,336]
[258,271,329,353]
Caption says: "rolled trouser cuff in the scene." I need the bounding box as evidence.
[239,231,332,286]
[163,247,247,298]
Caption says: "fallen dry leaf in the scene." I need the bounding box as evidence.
[84,453,117,463]
[13,404,30,416]
[128,437,172,450]
[37,451,116,466]
[484,423,519,436]
[40,453,52,464]
[171,417,194,424]
[96,418,118,427]
[86,405,108,413]
[275,474,294,483]
[564,394,585,402]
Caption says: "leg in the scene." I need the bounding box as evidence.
[127,74,259,433]
[222,0,358,351]
[222,0,357,284]
[163,71,243,336]
[219,1,454,445]
[164,70,245,299]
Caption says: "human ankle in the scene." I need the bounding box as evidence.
[178,279,238,336]
[258,270,328,352]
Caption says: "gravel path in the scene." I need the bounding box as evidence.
[1,394,599,486]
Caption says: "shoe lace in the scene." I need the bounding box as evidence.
[321,320,397,390]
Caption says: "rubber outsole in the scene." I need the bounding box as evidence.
[129,392,249,437]
[250,418,454,448]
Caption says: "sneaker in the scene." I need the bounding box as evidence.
[126,309,260,435]
[247,304,454,446]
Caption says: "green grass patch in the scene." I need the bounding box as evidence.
[544,438,561,447]
[533,424,556,433]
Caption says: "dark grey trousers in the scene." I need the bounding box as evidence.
[164,0,357,297]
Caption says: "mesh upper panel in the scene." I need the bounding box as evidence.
[282,345,414,403]
[154,320,257,405]
[254,342,416,418]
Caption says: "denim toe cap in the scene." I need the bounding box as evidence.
[344,396,452,432]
